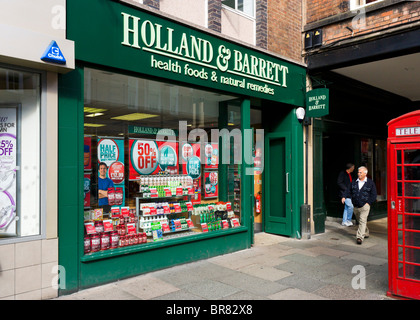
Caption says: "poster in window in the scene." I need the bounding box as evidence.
[97,137,125,206]
[84,136,92,170]
[204,143,218,170]
[0,107,18,235]
[129,138,178,179]
[84,173,91,208]
[181,142,201,204]
[203,171,218,199]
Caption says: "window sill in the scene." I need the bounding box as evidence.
[221,5,255,21]
[80,226,248,263]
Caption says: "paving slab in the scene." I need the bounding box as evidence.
[54,217,393,301]
[268,288,328,300]
[116,275,179,299]
[237,264,293,281]
[217,271,289,297]
[179,279,240,300]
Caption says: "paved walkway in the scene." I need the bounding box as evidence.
[55,217,393,300]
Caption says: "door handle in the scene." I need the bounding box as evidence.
[286,173,289,193]
[391,201,395,209]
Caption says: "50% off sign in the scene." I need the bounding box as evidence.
[131,140,159,175]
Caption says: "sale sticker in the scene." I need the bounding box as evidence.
[103,219,114,232]
[186,219,194,228]
[108,161,125,184]
[186,202,193,211]
[159,145,177,171]
[174,204,182,213]
[201,223,209,232]
[129,139,159,179]
[186,156,201,179]
[126,223,137,235]
[97,138,120,168]
[85,223,96,235]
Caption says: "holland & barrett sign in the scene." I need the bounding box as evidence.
[306,88,329,118]
[67,0,306,106]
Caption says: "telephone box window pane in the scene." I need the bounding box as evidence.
[404,150,420,164]
[398,263,404,278]
[398,182,402,196]
[398,166,402,180]
[397,150,402,164]
[405,199,420,214]
[405,215,420,231]
[405,264,420,281]
[404,231,420,247]
[404,166,420,181]
[398,231,403,245]
[404,182,420,197]
[405,248,420,264]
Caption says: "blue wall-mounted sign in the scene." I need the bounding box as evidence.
[41,40,66,65]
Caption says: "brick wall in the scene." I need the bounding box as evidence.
[305,1,420,47]
[268,0,303,62]
[307,0,348,24]
[256,0,268,49]
[208,0,222,32]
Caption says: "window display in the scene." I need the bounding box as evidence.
[0,67,41,240]
[83,68,243,254]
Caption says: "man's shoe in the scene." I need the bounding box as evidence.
[356,238,362,245]
[346,221,353,226]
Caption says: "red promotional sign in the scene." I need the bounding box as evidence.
[108,161,125,184]
[203,171,218,199]
[103,220,114,232]
[126,223,137,235]
[204,143,218,169]
[85,223,96,235]
[129,139,178,180]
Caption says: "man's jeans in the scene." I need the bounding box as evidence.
[342,198,353,223]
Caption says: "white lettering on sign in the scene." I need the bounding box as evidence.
[396,127,420,136]
[121,12,291,95]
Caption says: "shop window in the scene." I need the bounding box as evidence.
[222,0,255,17]
[83,68,243,254]
[0,67,41,241]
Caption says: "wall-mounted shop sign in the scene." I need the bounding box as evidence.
[128,125,177,136]
[306,88,329,118]
[41,40,66,65]
[67,0,306,106]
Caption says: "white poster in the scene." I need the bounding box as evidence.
[0,107,18,235]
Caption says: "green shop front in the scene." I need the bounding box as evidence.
[59,0,306,294]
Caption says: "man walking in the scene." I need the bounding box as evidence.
[337,163,355,226]
[342,166,377,245]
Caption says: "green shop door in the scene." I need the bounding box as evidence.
[264,132,292,236]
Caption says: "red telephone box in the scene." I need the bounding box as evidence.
[388,110,420,299]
